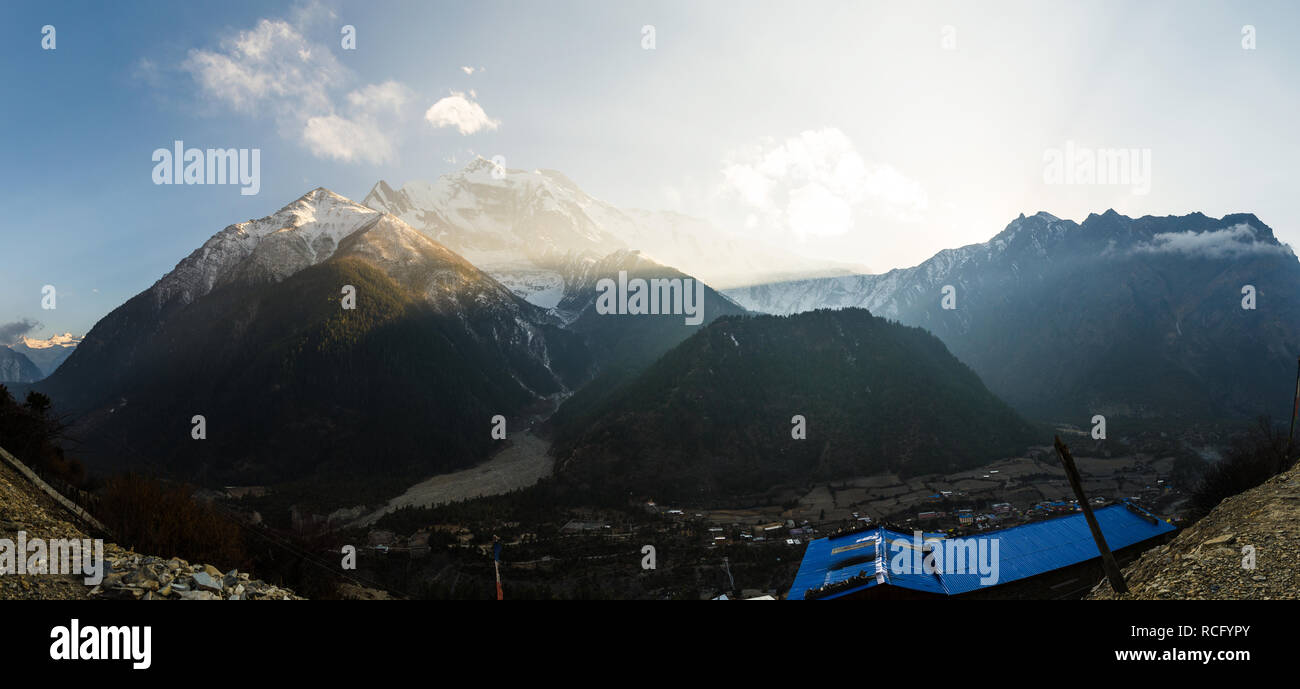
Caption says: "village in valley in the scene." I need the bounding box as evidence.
[289,425,1203,600]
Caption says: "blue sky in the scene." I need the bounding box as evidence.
[3,0,1299,338]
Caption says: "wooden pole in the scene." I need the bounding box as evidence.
[1054,436,1128,595]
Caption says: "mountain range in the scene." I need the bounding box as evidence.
[34,179,747,505]
[0,333,81,383]
[23,156,1300,509]
[11,333,82,378]
[726,211,1300,425]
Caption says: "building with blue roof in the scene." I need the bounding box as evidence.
[788,503,1175,600]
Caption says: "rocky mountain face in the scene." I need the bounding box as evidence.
[362,157,864,308]
[552,308,1038,502]
[11,333,82,378]
[0,347,42,383]
[726,211,1300,425]
[39,189,592,503]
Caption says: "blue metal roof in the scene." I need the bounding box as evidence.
[788,503,1175,600]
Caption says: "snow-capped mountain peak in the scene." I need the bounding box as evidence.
[363,157,626,268]
[18,332,82,349]
[362,158,871,309]
[151,187,381,309]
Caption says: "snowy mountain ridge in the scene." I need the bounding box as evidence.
[363,157,868,304]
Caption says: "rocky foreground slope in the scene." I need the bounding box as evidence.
[0,457,300,600]
[1088,462,1300,600]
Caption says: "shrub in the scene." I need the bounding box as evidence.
[1185,416,1292,523]
[97,473,247,569]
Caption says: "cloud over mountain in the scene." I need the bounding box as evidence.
[1132,223,1291,259]
[424,91,500,135]
[0,318,40,345]
[174,11,472,165]
[718,127,928,242]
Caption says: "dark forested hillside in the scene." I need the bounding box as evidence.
[552,308,1038,502]
[544,250,749,432]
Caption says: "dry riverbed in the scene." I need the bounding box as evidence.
[352,431,553,527]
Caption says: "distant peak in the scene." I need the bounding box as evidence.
[150,186,384,309]
[1001,210,1059,234]
[363,179,393,201]
[277,187,363,215]
[1222,211,1263,226]
[18,332,81,349]
[462,156,499,173]
[1082,208,1130,224]
[1010,211,1060,225]
[306,187,345,200]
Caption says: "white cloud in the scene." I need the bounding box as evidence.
[718,128,928,241]
[424,91,500,135]
[303,114,395,165]
[346,80,412,115]
[787,183,854,240]
[179,16,412,165]
[0,319,41,345]
[183,19,341,115]
[461,66,480,76]
[1133,223,1289,259]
